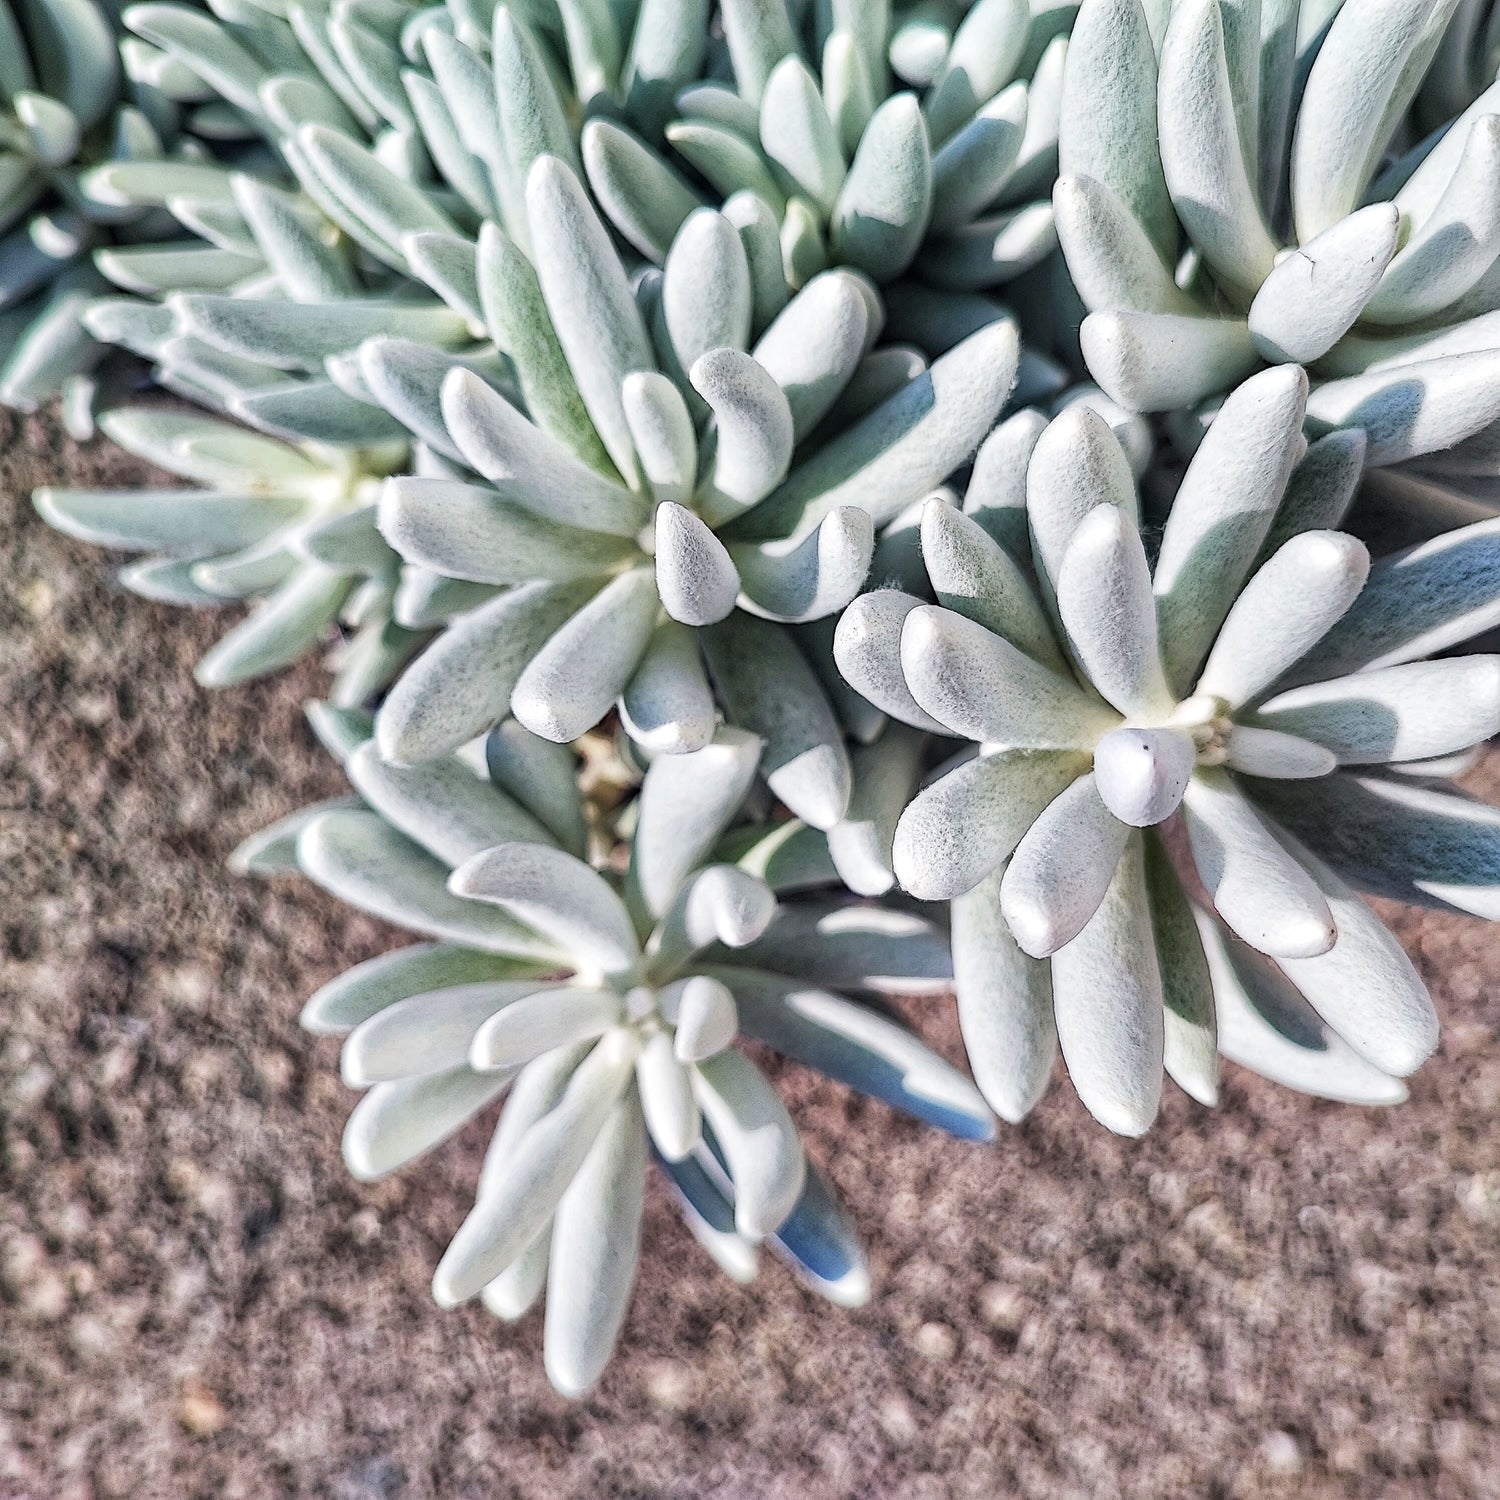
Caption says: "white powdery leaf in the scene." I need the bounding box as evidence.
[738,319,1018,541]
[1248,205,1400,364]
[1223,726,1337,779]
[451,842,642,979]
[620,620,717,755]
[663,208,753,373]
[438,367,645,538]
[346,742,553,867]
[1001,774,1130,957]
[691,347,796,524]
[1080,309,1260,413]
[667,973,741,1063]
[1142,835,1217,1109]
[582,116,703,263]
[701,612,853,830]
[1093,726,1197,827]
[1181,767,1336,960]
[1050,833,1164,1137]
[1056,504,1174,721]
[1252,657,1500,766]
[653,502,742,627]
[432,1030,637,1305]
[621,371,697,508]
[930,82,1028,235]
[732,505,874,623]
[342,980,548,1087]
[893,749,1088,900]
[378,475,635,586]
[470,987,624,1070]
[900,604,1118,748]
[833,589,951,735]
[692,1050,806,1239]
[827,724,925,897]
[760,54,846,215]
[752,270,873,439]
[636,1030,700,1161]
[952,864,1057,1123]
[195,566,353,688]
[1156,0,1277,298]
[1268,832,1439,1078]
[1197,909,1407,1105]
[510,567,660,744]
[830,92,933,282]
[628,727,763,922]
[342,1067,511,1182]
[526,155,653,485]
[1195,530,1370,708]
[1154,364,1309,695]
[377,580,600,765]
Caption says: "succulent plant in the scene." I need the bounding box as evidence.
[0,0,203,414]
[35,404,417,694]
[834,364,1500,1133]
[1054,0,1500,487]
[240,710,988,1395]
[369,153,1020,833]
[582,0,1069,307]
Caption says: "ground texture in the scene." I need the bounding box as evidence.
[4,410,1500,1499]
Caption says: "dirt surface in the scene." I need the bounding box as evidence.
[4,407,1500,1500]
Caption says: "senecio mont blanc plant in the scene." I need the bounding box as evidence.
[19,0,1500,1395]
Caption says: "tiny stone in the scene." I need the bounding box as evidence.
[978,1282,1025,1332]
[1260,1431,1302,1474]
[19,577,54,619]
[349,1208,382,1245]
[913,1321,957,1360]
[645,1359,698,1412]
[179,1380,228,1437]
[878,1396,919,1445]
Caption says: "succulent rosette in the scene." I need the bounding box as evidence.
[835,363,1500,1134]
[238,710,987,1395]
[1054,0,1500,510]
[369,153,1019,832]
[583,0,1069,314]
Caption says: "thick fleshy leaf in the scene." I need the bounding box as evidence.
[752,270,872,439]
[628,727,763,922]
[34,487,302,554]
[893,748,1087,900]
[692,1049,805,1238]
[769,1162,870,1308]
[622,371,697,507]
[663,208,752,373]
[636,1029,700,1159]
[1268,834,1439,1077]
[1056,504,1173,720]
[526,156,653,485]
[1049,832,1164,1136]
[343,980,549,1086]
[346,741,553,866]
[1195,531,1370,707]
[736,320,1018,540]
[701,612,852,830]
[1181,767,1335,959]
[951,864,1057,1123]
[439,367,645,538]
[1142,834,1217,1107]
[925,0,1029,144]
[1198,910,1407,1105]
[691,347,796,524]
[1248,205,1400,364]
[301,943,540,1035]
[510,566,659,743]
[1052,173,1195,316]
[1154,365,1310,695]
[298,809,559,958]
[920,497,1064,670]
[196,566,353,688]
[1224,726,1337,779]
[760,54,846,215]
[833,590,950,734]
[1250,771,1500,920]
[827,724,924,896]
[583,116,703,261]
[651,502,741,626]
[1287,519,1500,680]
[732,505,873,623]
[376,579,600,764]
[451,842,641,978]
[342,1066,510,1182]
[485,719,588,858]
[1252,658,1500,765]
[1093,726,1197,827]
[663,972,740,1063]
[229,796,360,878]
[542,1092,646,1397]
[1001,774,1129,957]
[1080,309,1260,412]
[901,605,1118,747]
[432,1029,637,1304]
[470,986,623,1070]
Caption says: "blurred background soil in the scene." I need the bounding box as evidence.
[3,408,1499,1499]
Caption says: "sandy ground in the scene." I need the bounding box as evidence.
[3,407,1500,1499]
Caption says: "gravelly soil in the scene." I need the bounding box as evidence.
[4,409,1499,1500]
